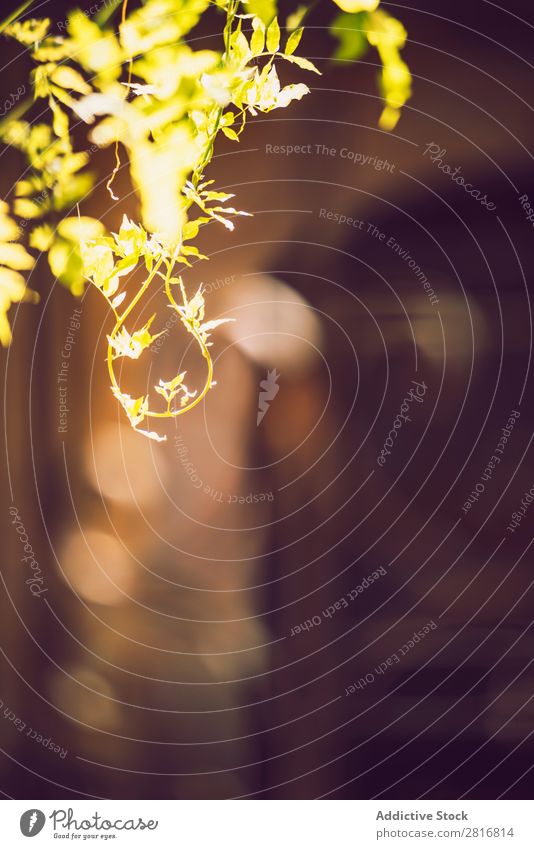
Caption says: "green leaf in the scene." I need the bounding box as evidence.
[286,5,308,32]
[68,11,122,81]
[52,173,94,211]
[29,224,54,252]
[111,254,138,277]
[111,388,148,427]
[0,213,20,242]
[0,242,34,270]
[119,0,209,57]
[282,53,321,74]
[4,12,48,42]
[246,0,276,26]
[0,264,39,347]
[58,216,105,243]
[266,17,280,52]
[222,126,240,141]
[285,26,303,55]
[203,189,234,201]
[13,198,43,219]
[180,244,201,257]
[108,315,164,360]
[182,221,199,241]
[33,38,72,63]
[50,65,92,95]
[48,239,84,294]
[250,18,265,56]
[230,27,251,64]
[156,371,186,398]
[330,12,369,62]
[49,97,70,139]
[81,240,115,288]
[332,0,379,11]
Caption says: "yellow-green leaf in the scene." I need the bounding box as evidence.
[282,53,321,73]
[81,240,115,287]
[250,19,265,56]
[222,126,239,141]
[0,242,34,271]
[0,215,20,242]
[285,26,303,55]
[5,17,50,45]
[286,5,308,32]
[48,239,84,292]
[246,0,276,26]
[266,17,280,52]
[49,97,69,139]
[67,11,122,80]
[58,216,105,243]
[50,65,92,95]
[0,266,39,347]
[332,0,379,11]
[13,198,44,219]
[29,224,54,251]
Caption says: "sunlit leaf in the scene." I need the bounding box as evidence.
[282,53,321,73]
[250,18,265,56]
[111,291,126,309]
[332,0,379,10]
[329,11,368,61]
[67,11,122,81]
[29,224,54,252]
[50,65,92,95]
[222,126,240,141]
[0,202,38,346]
[108,315,164,359]
[81,240,115,288]
[286,5,308,32]
[111,387,148,427]
[246,0,276,25]
[0,242,35,270]
[285,26,303,55]
[0,266,39,346]
[5,17,50,45]
[266,16,280,52]
[58,216,105,243]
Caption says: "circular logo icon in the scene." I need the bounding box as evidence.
[20,810,46,837]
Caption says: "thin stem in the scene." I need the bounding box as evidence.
[106,257,164,393]
[144,261,213,420]
[106,0,131,200]
[106,0,234,431]
[0,0,37,34]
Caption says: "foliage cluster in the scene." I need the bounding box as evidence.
[0,0,410,439]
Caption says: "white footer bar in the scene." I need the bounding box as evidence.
[1,800,532,847]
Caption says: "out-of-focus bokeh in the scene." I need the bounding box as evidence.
[2,0,534,799]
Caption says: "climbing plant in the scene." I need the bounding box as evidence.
[0,0,410,440]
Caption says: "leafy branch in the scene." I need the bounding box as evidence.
[0,0,411,439]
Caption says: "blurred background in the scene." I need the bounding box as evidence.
[2,0,534,799]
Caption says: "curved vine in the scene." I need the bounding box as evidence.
[0,0,411,440]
